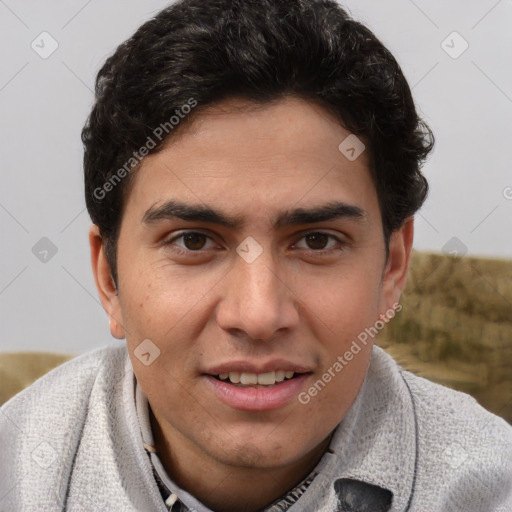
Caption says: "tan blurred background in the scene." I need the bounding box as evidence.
[380,251,512,424]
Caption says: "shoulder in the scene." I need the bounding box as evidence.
[370,348,512,456]
[400,367,512,445]
[400,368,512,510]
[1,341,127,414]
[0,341,128,457]
[0,342,130,509]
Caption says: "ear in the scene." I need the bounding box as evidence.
[380,216,414,312]
[89,225,125,339]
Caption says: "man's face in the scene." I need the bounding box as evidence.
[98,96,407,471]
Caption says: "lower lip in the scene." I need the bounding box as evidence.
[204,374,310,411]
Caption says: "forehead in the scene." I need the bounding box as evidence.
[122,96,378,224]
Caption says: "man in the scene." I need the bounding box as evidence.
[1,0,511,511]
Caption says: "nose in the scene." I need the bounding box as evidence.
[216,247,300,341]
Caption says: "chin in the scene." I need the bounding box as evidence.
[204,426,317,469]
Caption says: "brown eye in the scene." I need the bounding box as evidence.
[304,232,329,250]
[293,232,344,255]
[163,230,221,260]
[182,232,207,250]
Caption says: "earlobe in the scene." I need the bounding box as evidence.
[381,217,414,310]
[89,225,125,339]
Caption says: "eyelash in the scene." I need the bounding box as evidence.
[162,230,347,257]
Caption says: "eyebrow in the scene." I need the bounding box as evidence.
[142,200,366,228]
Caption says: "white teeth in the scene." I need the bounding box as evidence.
[228,372,240,384]
[218,370,296,385]
[257,371,276,385]
[240,373,258,385]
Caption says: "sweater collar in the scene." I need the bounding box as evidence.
[325,345,418,511]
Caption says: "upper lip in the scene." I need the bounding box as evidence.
[204,359,313,375]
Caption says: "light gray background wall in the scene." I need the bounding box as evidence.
[1,0,511,354]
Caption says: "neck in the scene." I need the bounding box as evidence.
[149,409,332,512]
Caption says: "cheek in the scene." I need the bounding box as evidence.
[292,265,381,409]
[119,266,219,386]
[298,346,372,434]
[294,263,383,337]
[297,291,376,425]
[120,260,209,329]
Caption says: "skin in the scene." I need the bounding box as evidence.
[90,96,413,512]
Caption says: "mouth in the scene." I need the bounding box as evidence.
[212,370,299,388]
[204,368,312,411]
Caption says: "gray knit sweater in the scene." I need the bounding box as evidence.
[1,341,511,511]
